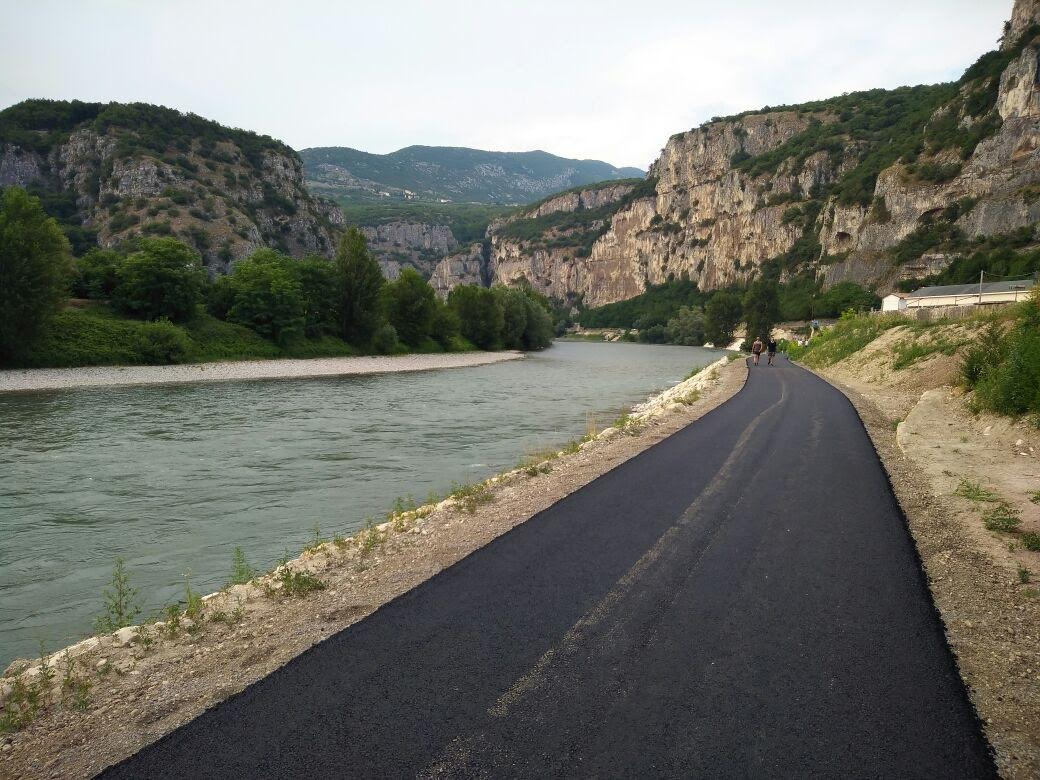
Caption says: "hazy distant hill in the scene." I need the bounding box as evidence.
[300,145,645,205]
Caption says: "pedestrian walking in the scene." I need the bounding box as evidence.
[751,336,764,365]
[767,338,778,365]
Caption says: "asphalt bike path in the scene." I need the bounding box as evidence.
[99,356,995,779]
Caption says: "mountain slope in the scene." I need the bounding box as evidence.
[469,0,1040,306]
[0,100,343,272]
[300,145,645,205]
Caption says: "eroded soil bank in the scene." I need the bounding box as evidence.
[0,358,744,779]
[811,328,1040,779]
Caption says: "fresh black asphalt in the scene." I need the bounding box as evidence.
[98,357,995,779]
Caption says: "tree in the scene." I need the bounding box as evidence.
[743,279,781,344]
[493,286,529,349]
[520,295,553,350]
[665,306,706,345]
[703,290,743,347]
[296,255,339,337]
[73,248,123,299]
[815,282,880,317]
[431,298,462,349]
[111,237,206,321]
[223,249,305,344]
[0,186,72,362]
[448,284,503,350]
[383,268,437,347]
[335,228,385,345]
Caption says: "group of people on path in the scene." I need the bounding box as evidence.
[750,336,778,366]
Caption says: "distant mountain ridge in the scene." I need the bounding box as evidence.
[300,145,645,205]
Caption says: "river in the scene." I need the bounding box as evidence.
[0,341,724,666]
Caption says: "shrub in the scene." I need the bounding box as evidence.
[134,317,191,363]
[73,248,123,298]
[222,249,305,344]
[111,237,207,322]
[372,323,399,354]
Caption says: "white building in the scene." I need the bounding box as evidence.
[901,279,1035,309]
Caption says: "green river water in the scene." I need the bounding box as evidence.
[0,341,724,666]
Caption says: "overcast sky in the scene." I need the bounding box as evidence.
[0,0,1015,170]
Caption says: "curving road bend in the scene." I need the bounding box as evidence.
[98,357,995,779]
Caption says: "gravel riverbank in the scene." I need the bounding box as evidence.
[0,352,524,393]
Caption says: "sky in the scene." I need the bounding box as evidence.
[0,0,1016,170]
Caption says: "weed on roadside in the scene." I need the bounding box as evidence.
[228,546,256,586]
[983,503,1022,533]
[303,522,327,554]
[675,389,701,406]
[60,652,91,712]
[954,480,999,502]
[94,557,141,634]
[273,565,326,598]
[0,676,44,733]
[1029,490,1040,504]
[1022,532,1040,552]
[1018,566,1032,584]
[357,520,384,556]
[450,481,493,514]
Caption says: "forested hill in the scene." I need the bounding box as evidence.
[300,145,645,205]
[0,100,343,272]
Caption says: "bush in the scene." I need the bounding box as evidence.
[665,306,706,345]
[73,248,122,298]
[111,237,206,322]
[372,323,399,354]
[0,187,73,363]
[134,318,191,364]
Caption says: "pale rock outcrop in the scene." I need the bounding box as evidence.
[429,244,486,297]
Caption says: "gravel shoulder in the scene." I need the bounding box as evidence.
[0,357,745,780]
[810,339,1040,780]
[0,351,524,393]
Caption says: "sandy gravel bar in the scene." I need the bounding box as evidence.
[0,351,524,393]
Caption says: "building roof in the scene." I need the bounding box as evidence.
[884,292,908,299]
[907,279,1035,298]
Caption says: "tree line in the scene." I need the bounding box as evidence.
[0,186,553,367]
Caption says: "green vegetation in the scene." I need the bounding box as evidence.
[0,99,292,166]
[228,547,255,586]
[898,230,1040,292]
[0,187,73,362]
[704,290,743,347]
[450,481,494,513]
[93,557,141,634]
[339,201,513,245]
[270,564,326,598]
[743,279,781,344]
[787,312,903,368]
[962,295,1040,417]
[954,480,999,503]
[302,145,644,206]
[579,278,706,330]
[1,202,552,368]
[983,503,1022,533]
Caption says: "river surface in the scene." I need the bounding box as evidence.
[0,341,723,666]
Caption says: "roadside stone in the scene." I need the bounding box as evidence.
[111,627,137,648]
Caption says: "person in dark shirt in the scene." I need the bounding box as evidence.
[766,338,778,365]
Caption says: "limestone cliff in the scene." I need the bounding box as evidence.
[359,222,458,280]
[466,0,1040,306]
[429,244,487,297]
[0,101,342,273]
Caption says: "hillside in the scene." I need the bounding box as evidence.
[429,0,1040,308]
[0,100,343,272]
[300,145,644,205]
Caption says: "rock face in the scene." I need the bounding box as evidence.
[360,222,459,280]
[0,101,342,273]
[433,1,1040,305]
[429,244,487,297]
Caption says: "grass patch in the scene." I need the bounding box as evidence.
[1022,532,1040,552]
[891,336,965,370]
[983,503,1022,533]
[227,546,255,586]
[270,564,326,598]
[450,481,493,513]
[675,389,701,406]
[954,480,999,502]
[788,313,905,368]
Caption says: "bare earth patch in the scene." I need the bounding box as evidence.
[814,343,1040,779]
[0,358,746,780]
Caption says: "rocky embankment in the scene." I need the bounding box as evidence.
[0,356,742,779]
[806,324,1040,779]
[0,102,343,273]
